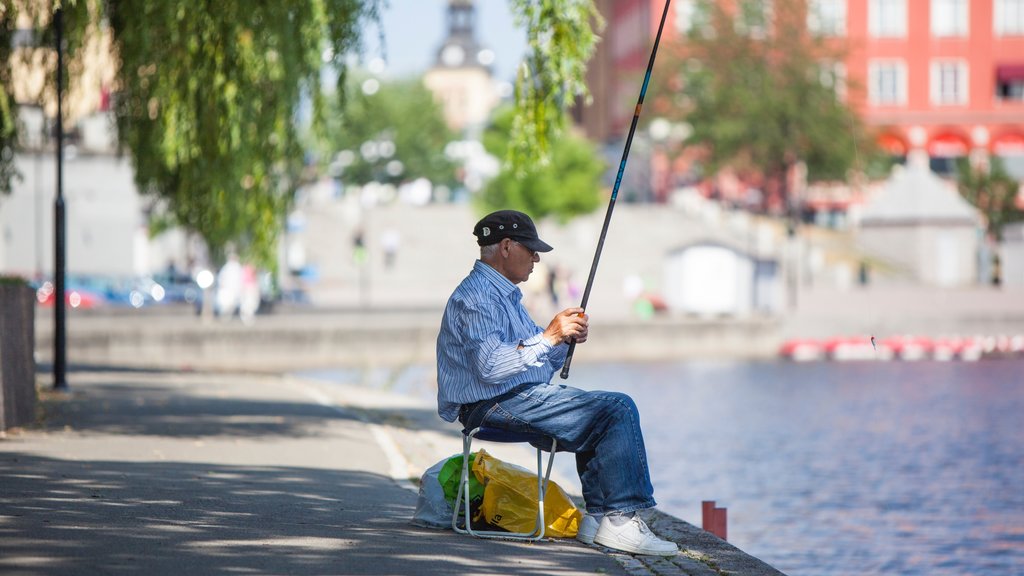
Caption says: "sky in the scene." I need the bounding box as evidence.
[368,0,528,83]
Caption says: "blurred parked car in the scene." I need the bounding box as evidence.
[32,274,171,310]
[33,279,105,309]
[72,275,160,309]
[151,271,202,305]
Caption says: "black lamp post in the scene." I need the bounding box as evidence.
[53,7,68,391]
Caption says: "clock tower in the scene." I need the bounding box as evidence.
[423,0,499,135]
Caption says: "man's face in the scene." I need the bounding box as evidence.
[501,238,539,284]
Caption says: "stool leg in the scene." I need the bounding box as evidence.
[453,430,558,542]
[463,432,476,537]
[543,437,557,487]
[451,433,471,534]
[535,446,544,538]
[537,438,557,540]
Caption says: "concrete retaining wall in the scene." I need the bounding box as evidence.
[33,310,781,373]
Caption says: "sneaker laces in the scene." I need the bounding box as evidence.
[631,515,655,536]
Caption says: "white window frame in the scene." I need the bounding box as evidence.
[676,0,697,34]
[930,60,969,105]
[868,59,908,106]
[808,0,847,36]
[994,0,1024,35]
[676,0,715,36]
[870,0,908,38]
[931,0,969,37]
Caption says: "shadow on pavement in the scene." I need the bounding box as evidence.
[5,369,626,575]
[0,454,602,575]
[38,378,361,440]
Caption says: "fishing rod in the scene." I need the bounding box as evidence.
[561,0,672,379]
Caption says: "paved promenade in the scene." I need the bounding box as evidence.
[0,369,784,576]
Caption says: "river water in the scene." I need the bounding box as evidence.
[305,359,1024,575]
[568,359,1024,576]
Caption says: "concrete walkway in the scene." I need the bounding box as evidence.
[0,369,784,576]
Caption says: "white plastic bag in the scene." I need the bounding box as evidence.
[410,457,454,529]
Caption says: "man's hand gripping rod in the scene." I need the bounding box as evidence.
[561,0,672,379]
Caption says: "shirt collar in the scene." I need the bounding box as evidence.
[473,260,521,300]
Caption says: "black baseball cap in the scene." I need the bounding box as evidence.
[473,210,553,253]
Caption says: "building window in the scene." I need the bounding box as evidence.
[999,81,1024,99]
[870,0,907,37]
[676,0,697,33]
[736,0,773,38]
[808,0,847,36]
[611,8,646,59]
[932,0,969,37]
[869,60,907,105]
[675,0,711,36]
[928,135,969,175]
[996,65,1024,100]
[930,60,969,105]
[993,134,1024,179]
[995,0,1024,35]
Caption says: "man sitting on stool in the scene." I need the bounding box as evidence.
[435,209,677,556]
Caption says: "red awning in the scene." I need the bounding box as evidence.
[928,134,969,157]
[877,134,907,156]
[992,133,1024,155]
[996,64,1024,83]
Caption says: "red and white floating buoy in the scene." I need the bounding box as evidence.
[779,334,1012,362]
[778,338,824,362]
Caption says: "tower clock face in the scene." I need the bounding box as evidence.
[442,44,465,67]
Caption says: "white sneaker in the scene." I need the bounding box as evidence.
[593,514,678,556]
[576,514,600,545]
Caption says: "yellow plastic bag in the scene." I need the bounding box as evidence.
[471,448,582,538]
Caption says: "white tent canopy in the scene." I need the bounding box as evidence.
[857,157,982,287]
[860,159,980,226]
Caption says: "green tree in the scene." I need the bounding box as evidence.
[0,0,92,197]
[0,0,22,197]
[3,1,602,266]
[508,0,603,172]
[957,157,1024,241]
[315,75,456,188]
[105,0,381,268]
[479,106,604,221]
[652,0,870,212]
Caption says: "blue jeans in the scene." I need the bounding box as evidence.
[459,382,657,515]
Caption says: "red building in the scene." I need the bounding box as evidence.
[839,0,1024,178]
[580,0,1024,194]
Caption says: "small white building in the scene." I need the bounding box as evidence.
[857,156,983,287]
[1001,222,1024,289]
[663,240,781,317]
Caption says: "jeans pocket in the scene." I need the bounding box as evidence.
[482,403,529,433]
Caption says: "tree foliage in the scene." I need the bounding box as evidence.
[508,0,603,172]
[652,0,871,207]
[315,74,456,188]
[479,106,604,221]
[957,157,1024,240]
[0,0,92,196]
[104,0,380,268]
[2,0,603,266]
[0,0,22,197]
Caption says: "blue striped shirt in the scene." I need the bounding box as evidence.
[436,260,568,422]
